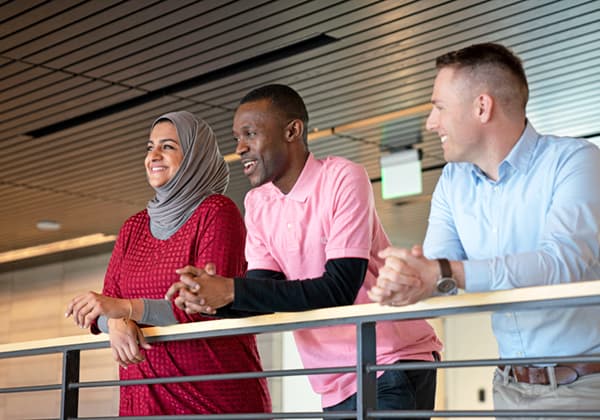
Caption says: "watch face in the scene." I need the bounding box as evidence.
[437,277,457,294]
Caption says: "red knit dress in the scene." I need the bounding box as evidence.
[101,194,271,415]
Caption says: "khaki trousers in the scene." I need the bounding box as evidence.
[493,367,600,419]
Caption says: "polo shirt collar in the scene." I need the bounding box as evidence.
[279,153,319,202]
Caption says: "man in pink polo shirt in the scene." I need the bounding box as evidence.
[167,84,442,416]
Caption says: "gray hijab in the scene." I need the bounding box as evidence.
[146,111,229,239]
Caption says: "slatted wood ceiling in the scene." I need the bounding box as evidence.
[1,0,599,263]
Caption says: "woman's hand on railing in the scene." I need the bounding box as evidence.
[65,292,132,329]
[107,318,151,368]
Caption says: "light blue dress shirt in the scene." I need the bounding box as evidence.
[424,121,600,358]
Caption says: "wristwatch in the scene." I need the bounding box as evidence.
[434,258,458,296]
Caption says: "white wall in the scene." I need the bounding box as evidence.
[281,331,321,412]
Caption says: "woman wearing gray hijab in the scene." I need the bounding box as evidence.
[66,111,271,416]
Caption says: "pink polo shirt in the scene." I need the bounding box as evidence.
[244,154,442,408]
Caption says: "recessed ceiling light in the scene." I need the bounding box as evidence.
[36,220,61,231]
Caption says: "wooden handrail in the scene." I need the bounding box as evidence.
[2,280,600,355]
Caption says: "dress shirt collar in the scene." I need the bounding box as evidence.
[469,120,539,184]
[502,120,539,174]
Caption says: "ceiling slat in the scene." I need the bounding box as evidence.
[0,0,122,55]
[1,0,599,256]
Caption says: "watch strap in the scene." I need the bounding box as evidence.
[437,258,452,278]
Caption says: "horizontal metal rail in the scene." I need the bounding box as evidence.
[0,281,599,419]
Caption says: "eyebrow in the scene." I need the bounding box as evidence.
[232,123,255,133]
[147,138,178,144]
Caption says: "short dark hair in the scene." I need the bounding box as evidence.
[240,84,309,145]
[436,43,529,110]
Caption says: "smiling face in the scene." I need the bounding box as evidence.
[233,99,293,190]
[426,67,484,164]
[145,121,184,188]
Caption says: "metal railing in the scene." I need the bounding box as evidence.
[1,281,600,419]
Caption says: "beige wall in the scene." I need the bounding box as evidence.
[0,252,496,419]
[0,253,280,418]
[443,313,497,418]
[0,254,119,419]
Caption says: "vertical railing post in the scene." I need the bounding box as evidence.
[60,349,80,420]
[356,321,377,420]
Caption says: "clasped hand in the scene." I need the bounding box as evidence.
[165,263,234,315]
[368,245,438,306]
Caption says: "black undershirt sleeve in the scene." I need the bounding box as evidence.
[229,257,368,314]
[214,269,284,318]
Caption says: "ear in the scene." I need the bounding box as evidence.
[285,119,305,143]
[473,93,493,123]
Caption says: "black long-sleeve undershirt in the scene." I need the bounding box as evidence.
[215,257,368,317]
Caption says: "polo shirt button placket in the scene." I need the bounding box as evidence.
[286,221,299,250]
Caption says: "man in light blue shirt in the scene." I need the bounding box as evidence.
[368,42,600,417]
